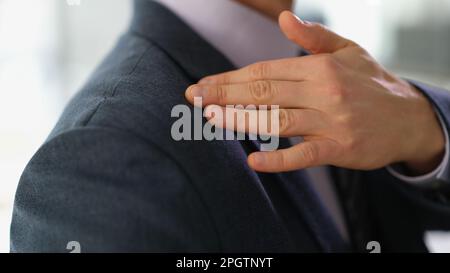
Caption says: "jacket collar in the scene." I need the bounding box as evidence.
[130,0,236,82]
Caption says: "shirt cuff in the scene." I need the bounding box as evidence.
[387,111,450,185]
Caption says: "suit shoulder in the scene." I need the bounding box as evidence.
[13,127,220,252]
[51,32,191,141]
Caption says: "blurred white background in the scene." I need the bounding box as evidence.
[0,0,131,252]
[0,0,449,252]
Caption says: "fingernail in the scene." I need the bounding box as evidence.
[292,14,311,25]
[189,85,207,98]
[292,14,304,24]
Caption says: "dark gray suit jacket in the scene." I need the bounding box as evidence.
[10,0,450,253]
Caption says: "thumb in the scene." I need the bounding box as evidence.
[279,11,356,54]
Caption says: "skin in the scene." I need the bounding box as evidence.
[185,2,445,174]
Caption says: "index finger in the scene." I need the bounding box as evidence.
[199,55,317,85]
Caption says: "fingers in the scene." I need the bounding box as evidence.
[248,139,338,172]
[186,80,320,109]
[278,11,356,54]
[198,56,316,85]
[205,105,327,137]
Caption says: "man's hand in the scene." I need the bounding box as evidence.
[185,11,445,174]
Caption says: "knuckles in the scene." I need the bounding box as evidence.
[334,113,362,152]
[300,142,320,166]
[214,85,228,104]
[249,62,271,81]
[325,82,348,105]
[278,109,293,135]
[249,80,276,103]
[315,55,349,106]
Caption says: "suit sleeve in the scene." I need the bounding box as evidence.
[407,81,450,186]
[363,82,450,252]
[10,127,219,253]
[387,110,450,186]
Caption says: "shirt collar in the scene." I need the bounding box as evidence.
[152,0,298,68]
